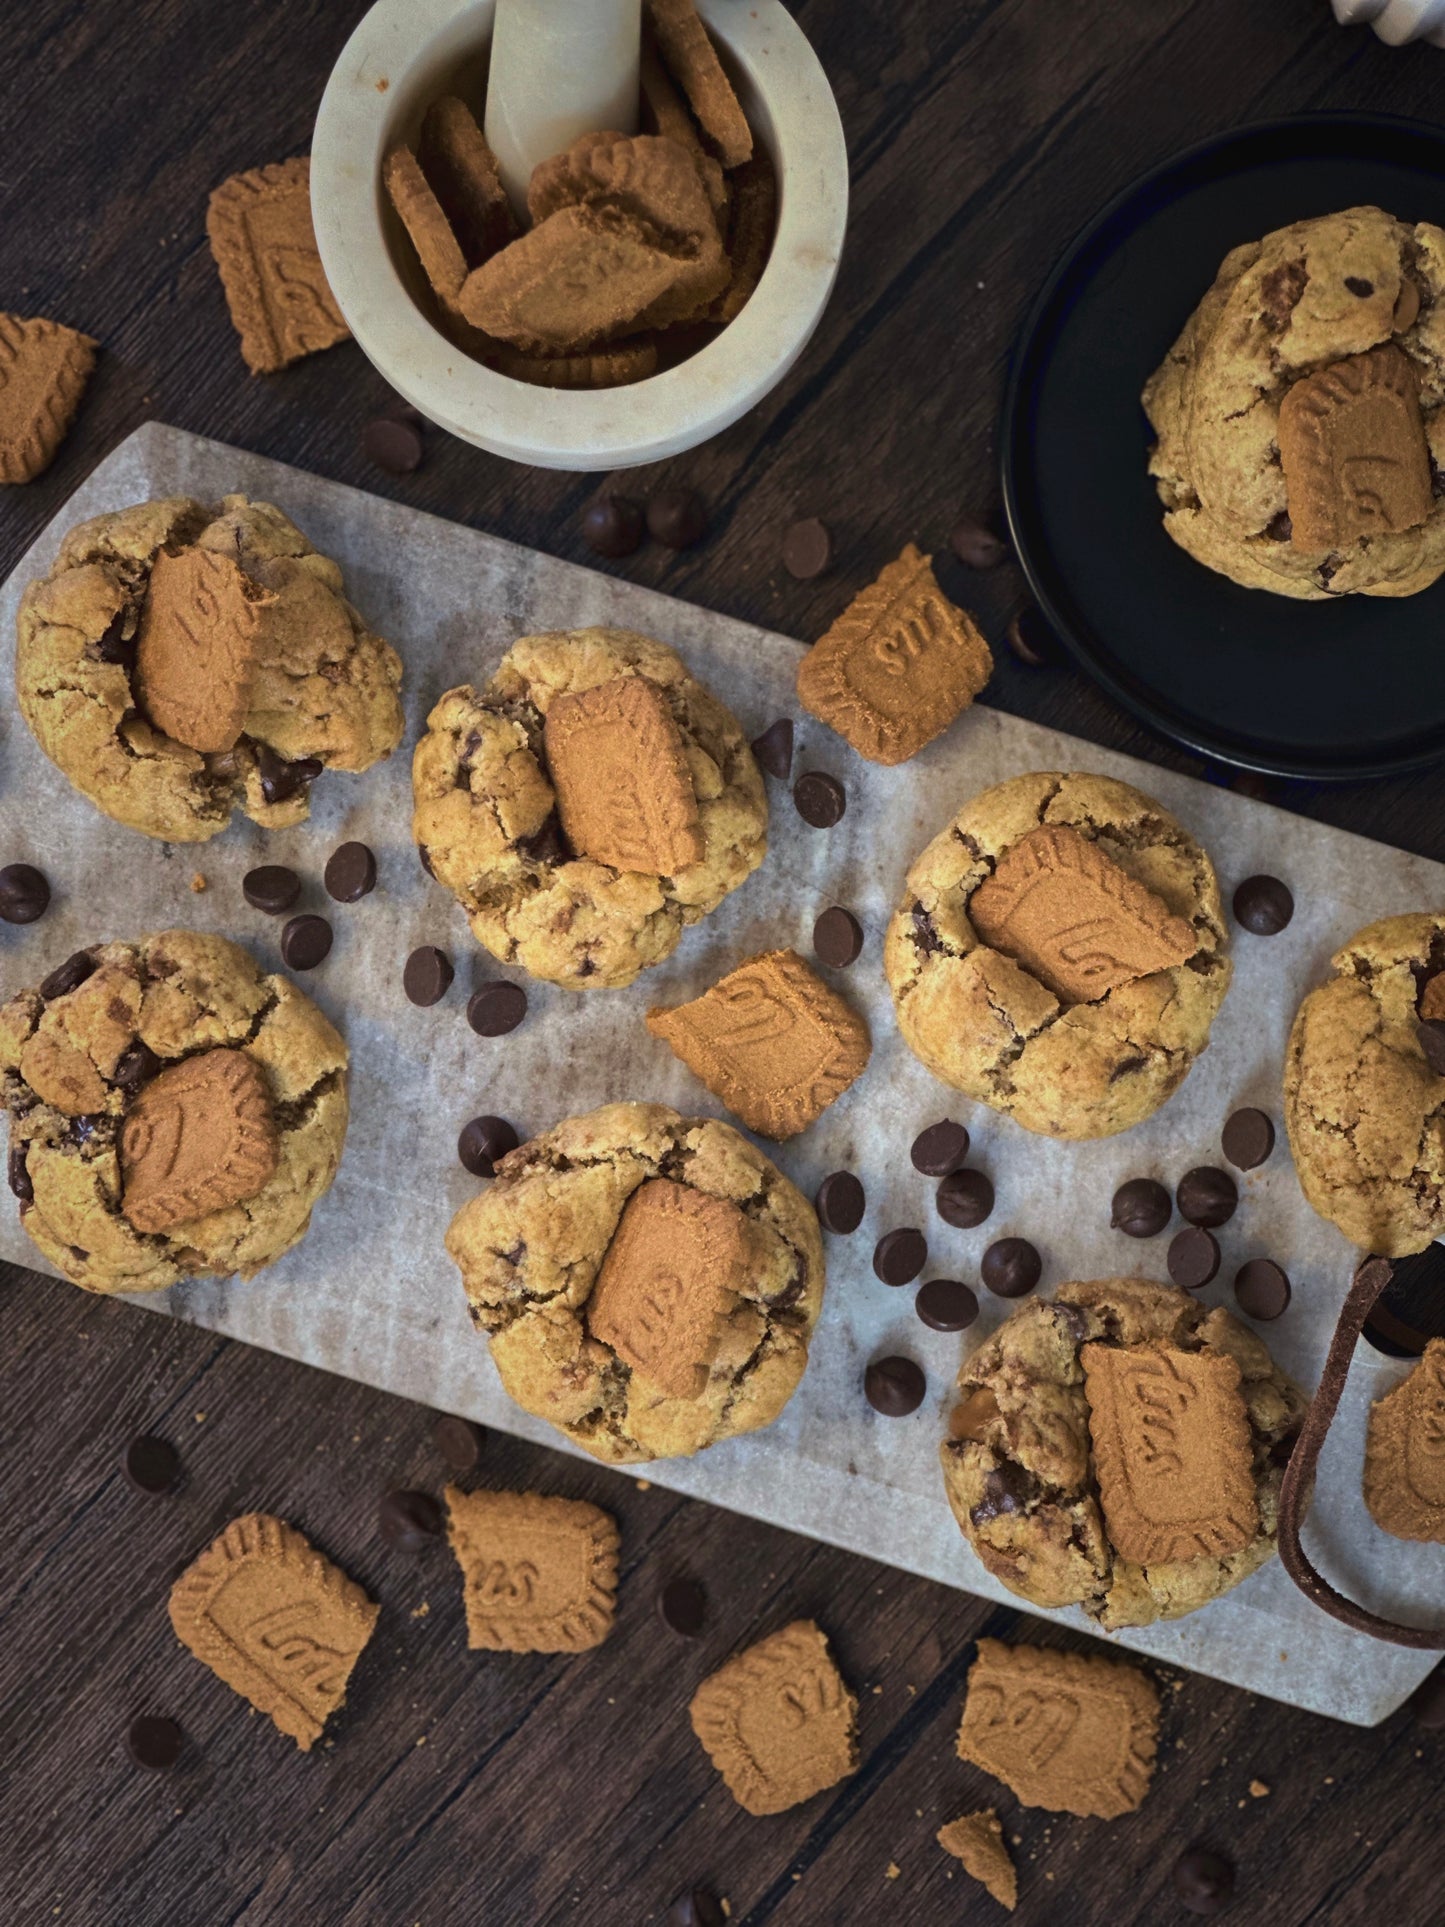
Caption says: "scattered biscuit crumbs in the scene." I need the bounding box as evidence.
[1249,1780,1271,1798]
[415,1735,427,1747]
[885,1864,900,1881]
[636,1478,651,1490]
[1324,1776,1335,1785]
[906,1684,916,1696]
[193,1411,206,1423]
[190,872,207,892]
[411,1601,430,1618]
[872,1685,883,1696]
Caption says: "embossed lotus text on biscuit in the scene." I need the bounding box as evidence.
[446,1489,619,1652]
[1278,345,1433,550]
[543,675,704,877]
[689,1620,858,1816]
[134,547,268,754]
[121,1047,278,1235]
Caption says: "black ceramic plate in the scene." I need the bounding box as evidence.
[1002,115,1445,780]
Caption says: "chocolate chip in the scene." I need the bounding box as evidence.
[782,517,832,579]
[1344,275,1374,298]
[793,771,846,828]
[324,841,377,903]
[40,950,96,1000]
[980,1237,1041,1298]
[912,1119,970,1177]
[418,843,436,878]
[1222,1107,1274,1170]
[1168,1226,1220,1289]
[1233,874,1293,935]
[936,1169,995,1229]
[815,1170,864,1234]
[8,1145,33,1203]
[467,981,527,1035]
[94,611,135,666]
[363,416,424,473]
[458,1114,518,1177]
[647,487,707,548]
[813,905,862,968]
[0,862,50,924]
[113,1041,162,1093]
[243,865,301,915]
[667,1890,725,1927]
[950,515,1007,569]
[1409,1663,1445,1729]
[1177,1166,1238,1228]
[379,1488,443,1551]
[865,1354,926,1416]
[126,1715,184,1772]
[254,744,325,807]
[1111,1177,1171,1238]
[657,1575,708,1637]
[432,1413,485,1472]
[280,913,333,971]
[1420,1019,1445,1078]
[873,1227,927,1286]
[582,494,645,558]
[1235,1258,1291,1321]
[1265,510,1292,542]
[403,945,454,1007]
[750,718,793,779]
[916,1277,979,1332]
[1004,606,1059,666]
[123,1434,180,1495]
[1172,1847,1235,1916]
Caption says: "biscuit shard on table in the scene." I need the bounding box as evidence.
[1278,344,1433,551]
[543,674,704,875]
[586,1178,748,1398]
[134,547,271,754]
[956,1639,1159,1821]
[936,1808,1017,1912]
[688,1620,858,1816]
[168,1513,378,1751]
[0,314,97,485]
[1363,1337,1445,1542]
[646,948,870,1139]
[206,157,349,375]
[120,1048,279,1235]
[796,544,992,765]
[968,824,1197,1004]
[445,1488,619,1653]
[1081,1342,1259,1565]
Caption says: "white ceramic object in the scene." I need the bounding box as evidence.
[1332,0,1445,46]
[311,0,849,471]
[484,0,641,217]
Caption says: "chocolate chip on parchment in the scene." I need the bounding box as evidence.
[126,1715,184,1772]
[1233,874,1293,935]
[0,862,50,924]
[865,1355,926,1416]
[647,487,707,549]
[873,1227,927,1286]
[782,517,833,579]
[458,1114,518,1177]
[467,981,527,1035]
[949,515,1007,570]
[113,1042,162,1093]
[1177,1166,1238,1227]
[793,770,846,829]
[40,951,96,1000]
[1172,1847,1236,1916]
[936,1169,994,1229]
[750,718,793,779]
[405,945,455,1007]
[324,841,377,903]
[1168,1227,1220,1289]
[657,1575,708,1638]
[916,1278,979,1332]
[123,1434,180,1496]
[1234,1258,1291,1321]
[362,415,424,474]
[432,1414,486,1472]
[813,905,863,968]
[243,864,301,915]
[980,1237,1041,1298]
[1222,1107,1275,1170]
[281,914,333,971]
[582,495,645,558]
[379,1488,443,1552]
[1111,1177,1172,1239]
[815,1170,865,1234]
[911,1119,970,1177]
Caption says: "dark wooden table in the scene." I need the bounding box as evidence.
[4,2,1444,1922]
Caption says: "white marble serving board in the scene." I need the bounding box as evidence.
[2,422,1441,1726]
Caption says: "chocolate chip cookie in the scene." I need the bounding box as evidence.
[445,1102,824,1461]
[17,495,404,841]
[883,772,1231,1139]
[942,1278,1306,1629]
[1,929,348,1293]
[412,628,767,990]
[1284,913,1445,1256]
[1143,206,1445,598]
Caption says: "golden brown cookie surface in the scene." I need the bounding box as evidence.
[445,1488,619,1652]
[688,1621,857,1815]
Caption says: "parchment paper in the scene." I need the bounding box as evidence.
[2,422,1441,1726]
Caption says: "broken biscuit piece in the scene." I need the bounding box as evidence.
[937,1809,1017,1912]
[207,158,349,375]
[645,0,753,168]
[0,314,97,485]
[487,338,659,388]
[384,145,469,304]
[417,95,519,267]
[445,1487,619,1652]
[689,1620,858,1815]
[1363,1337,1445,1542]
[713,154,777,323]
[640,30,729,218]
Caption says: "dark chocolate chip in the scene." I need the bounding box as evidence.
[1111,1177,1171,1239]
[362,416,424,474]
[813,905,862,968]
[647,487,707,549]
[582,494,645,558]
[1172,1848,1235,1916]
[657,1575,708,1637]
[113,1041,161,1093]
[667,1890,725,1927]
[379,1488,443,1552]
[980,1237,1041,1298]
[458,1114,518,1177]
[418,843,436,878]
[1344,275,1374,298]
[915,1277,979,1332]
[911,1120,969,1176]
[40,950,96,1000]
[865,1354,926,1416]
[324,841,377,903]
[1004,606,1059,666]
[936,1169,995,1230]
[1264,511,1293,543]
[467,981,527,1035]
[94,612,135,666]
[873,1227,927,1286]
[1235,1258,1291,1321]
[0,862,50,924]
[1409,1663,1445,1729]
[782,517,832,579]
[123,1434,180,1495]
[243,864,301,915]
[404,945,455,1007]
[815,1170,864,1234]
[8,1144,33,1203]
[1176,1166,1238,1228]
[126,1715,184,1772]
[1233,874,1294,935]
[969,1460,1032,1523]
[1420,1019,1445,1079]
[1222,1107,1275,1170]
[793,771,846,828]
[949,516,1008,569]
[432,1413,486,1472]
[1168,1226,1220,1289]
[255,744,324,806]
[750,718,793,779]
[280,913,333,971]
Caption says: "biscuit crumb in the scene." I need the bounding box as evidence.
[1249,1779,1271,1798]
[885,1864,900,1880]
[190,872,207,892]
